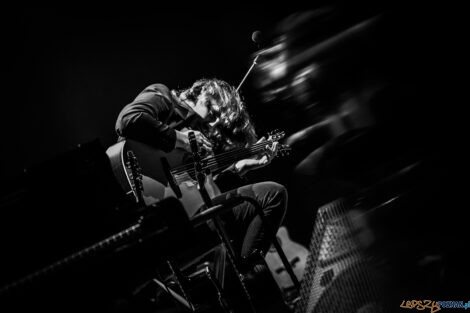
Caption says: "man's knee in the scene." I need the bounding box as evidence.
[270,182,288,204]
[260,181,288,213]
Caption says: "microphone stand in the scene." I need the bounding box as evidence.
[236,54,260,92]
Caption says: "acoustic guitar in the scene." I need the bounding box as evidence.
[106,131,290,217]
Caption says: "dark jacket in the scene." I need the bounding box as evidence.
[115,83,198,152]
[115,83,245,191]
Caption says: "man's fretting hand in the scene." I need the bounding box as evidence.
[233,137,279,176]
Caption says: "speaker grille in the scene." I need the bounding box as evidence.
[295,198,382,313]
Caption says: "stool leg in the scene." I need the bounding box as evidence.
[203,266,233,313]
[210,216,257,313]
[166,261,196,311]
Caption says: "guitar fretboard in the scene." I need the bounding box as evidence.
[170,138,282,180]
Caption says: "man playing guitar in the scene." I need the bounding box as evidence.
[114,78,287,270]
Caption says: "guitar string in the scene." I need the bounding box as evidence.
[171,143,289,182]
[204,141,288,169]
[174,146,267,176]
[171,143,289,185]
[170,147,261,178]
[170,139,275,173]
[171,140,273,177]
[171,137,286,174]
[171,147,266,184]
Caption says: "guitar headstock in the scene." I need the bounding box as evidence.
[126,150,144,204]
[267,129,285,142]
[265,129,291,159]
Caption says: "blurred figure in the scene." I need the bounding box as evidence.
[252,3,460,311]
[253,6,386,244]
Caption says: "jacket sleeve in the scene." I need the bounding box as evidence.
[115,86,177,152]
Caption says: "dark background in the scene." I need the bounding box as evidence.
[0,2,461,182]
[0,2,466,311]
[0,5,300,180]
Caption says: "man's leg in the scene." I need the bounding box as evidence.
[212,181,288,258]
[211,181,290,313]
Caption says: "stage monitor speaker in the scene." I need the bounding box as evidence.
[294,198,384,313]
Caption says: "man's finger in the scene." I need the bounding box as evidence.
[202,143,213,152]
[204,142,213,150]
[256,136,266,144]
[201,135,212,146]
[259,155,268,164]
[265,144,274,155]
[197,134,212,148]
[271,142,279,154]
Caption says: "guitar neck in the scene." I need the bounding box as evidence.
[169,135,288,180]
[206,140,273,173]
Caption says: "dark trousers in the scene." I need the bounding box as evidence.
[211,181,288,259]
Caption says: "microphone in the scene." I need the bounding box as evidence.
[236,30,263,92]
[251,30,263,47]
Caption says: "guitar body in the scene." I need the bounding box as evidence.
[106,139,221,217]
[265,226,309,292]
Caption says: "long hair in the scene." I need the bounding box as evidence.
[178,78,257,152]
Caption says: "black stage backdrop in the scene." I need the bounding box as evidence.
[0,2,466,310]
[0,5,293,179]
[0,2,461,184]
